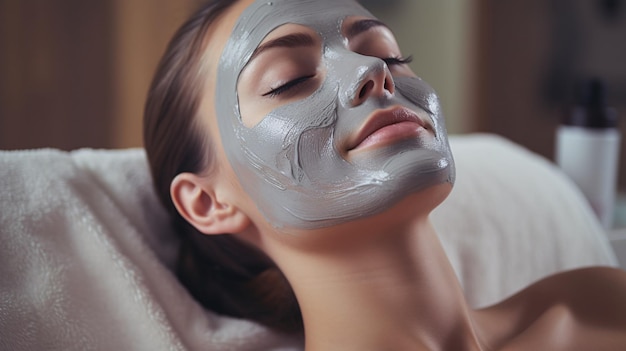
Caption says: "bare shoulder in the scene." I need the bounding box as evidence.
[526,266,626,324]
[477,267,626,350]
[502,267,626,331]
[539,266,626,302]
[544,265,626,286]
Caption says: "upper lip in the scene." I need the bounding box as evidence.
[347,105,431,151]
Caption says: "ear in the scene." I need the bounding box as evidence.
[170,172,250,235]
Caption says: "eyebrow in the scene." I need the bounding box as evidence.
[345,18,390,38]
[249,32,316,62]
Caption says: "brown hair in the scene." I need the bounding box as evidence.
[143,0,302,334]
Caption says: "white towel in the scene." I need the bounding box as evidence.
[0,134,617,350]
[0,148,302,351]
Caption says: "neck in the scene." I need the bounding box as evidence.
[265,215,485,351]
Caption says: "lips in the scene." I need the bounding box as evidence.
[347,106,431,152]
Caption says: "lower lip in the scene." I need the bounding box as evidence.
[352,121,426,151]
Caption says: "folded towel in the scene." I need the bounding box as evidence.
[0,134,616,350]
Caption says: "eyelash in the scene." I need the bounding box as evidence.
[262,55,413,98]
[263,75,315,98]
[383,55,413,66]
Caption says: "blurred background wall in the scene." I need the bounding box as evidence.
[0,0,201,150]
[1,0,625,185]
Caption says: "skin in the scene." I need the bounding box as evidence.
[213,0,454,231]
[171,0,626,350]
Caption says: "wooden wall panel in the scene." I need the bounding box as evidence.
[0,1,114,150]
[111,0,199,148]
[0,1,199,150]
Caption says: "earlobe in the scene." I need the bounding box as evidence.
[170,173,250,235]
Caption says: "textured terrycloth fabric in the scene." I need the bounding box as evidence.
[0,148,301,351]
[0,134,617,350]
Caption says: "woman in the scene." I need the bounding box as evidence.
[144,0,626,349]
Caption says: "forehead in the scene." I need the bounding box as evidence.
[223,0,373,64]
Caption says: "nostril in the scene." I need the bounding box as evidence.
[384,77,393,93]
[359,80,374,100]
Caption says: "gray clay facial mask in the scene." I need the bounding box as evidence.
[215,0,455,230]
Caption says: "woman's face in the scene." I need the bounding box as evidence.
[208,0,454,230]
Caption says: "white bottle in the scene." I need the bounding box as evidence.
[556,79,620,229]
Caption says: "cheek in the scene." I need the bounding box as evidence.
[394,76,442,119]
[235,82,339,183]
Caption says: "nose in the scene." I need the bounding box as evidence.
[350,57,395,107]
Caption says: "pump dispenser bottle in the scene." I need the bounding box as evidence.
[555,79,620,229]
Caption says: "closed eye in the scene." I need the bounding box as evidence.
[383,55,413,67]
[262,74,316,98]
